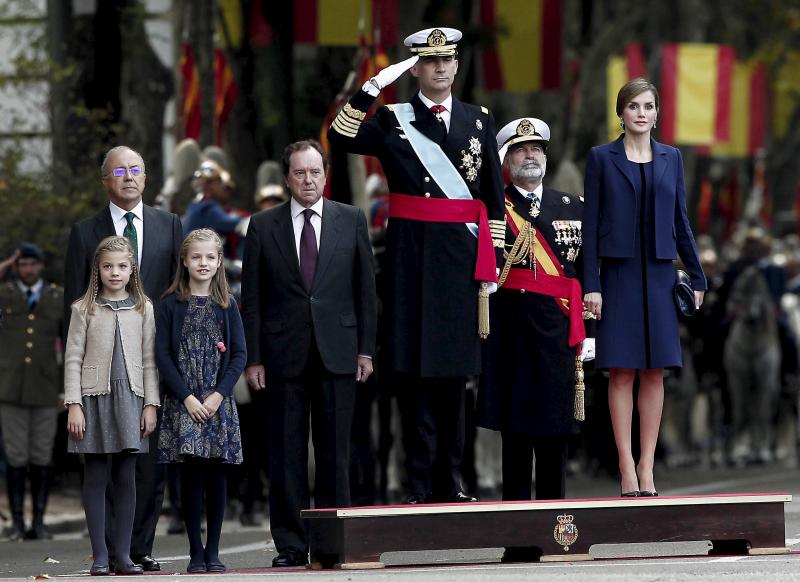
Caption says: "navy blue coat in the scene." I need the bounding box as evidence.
[582,136,707,293]
[155,293,247,401]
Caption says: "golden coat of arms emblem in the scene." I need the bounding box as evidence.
[427,29,447,47]
[553,514,579,551]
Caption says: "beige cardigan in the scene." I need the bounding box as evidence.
[64,300,159,407]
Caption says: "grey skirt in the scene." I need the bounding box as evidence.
[68,379,149,455]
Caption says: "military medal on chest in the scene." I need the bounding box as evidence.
[459,136,483,182]
[552,220,582,262]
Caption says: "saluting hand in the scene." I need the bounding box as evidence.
[183,395,209,423]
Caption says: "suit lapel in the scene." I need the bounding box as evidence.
[609,136,637,194]
[312,199,340,289]
[139,205,157,283]
[92,206,116,245]
[651,138,669,194]
[410,94,446,145]
[444,97,469,157]
[271,203,303,285]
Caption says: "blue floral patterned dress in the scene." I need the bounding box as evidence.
[158,296,242,464]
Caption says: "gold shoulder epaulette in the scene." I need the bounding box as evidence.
[480,106,489,114]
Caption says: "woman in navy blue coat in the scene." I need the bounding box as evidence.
[582,78,707,497]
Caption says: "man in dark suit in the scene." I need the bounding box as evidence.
[64,145,182,571]
[241,140,377,568]
[327,27,505,505]
[477,118,589,562]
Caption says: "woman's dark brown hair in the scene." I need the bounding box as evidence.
[615,78,660,116]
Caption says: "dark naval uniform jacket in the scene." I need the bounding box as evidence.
[477,184,583,436]
[328,90,505,377]
[0,281,64,407]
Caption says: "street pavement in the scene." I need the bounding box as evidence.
[2,462,800,580]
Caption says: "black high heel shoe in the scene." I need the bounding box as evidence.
[639,490,658,496]
[620,490,640,497]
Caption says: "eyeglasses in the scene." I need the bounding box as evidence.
[107,166,143,178]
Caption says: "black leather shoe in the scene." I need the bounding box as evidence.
[206,561,226,573]
[186,561,207,573]
[89,563,110,576]
[114,562,144,575]
[639,490,658,497]
[133,555,161,571]
[621,491,640,497]
[403,494,427,504]
[272,550,309,567]
[501,546,542,563]
[448,491,477,503]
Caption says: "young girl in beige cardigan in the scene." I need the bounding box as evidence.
[64,236,159,576]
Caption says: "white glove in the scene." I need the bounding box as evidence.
[580,338,596,362]
[234,216,250,237]
[362,56,419,96]
[486,282,498,294]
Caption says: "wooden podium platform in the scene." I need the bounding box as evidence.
[302,493,791,569]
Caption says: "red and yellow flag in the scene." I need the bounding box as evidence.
[180,43,201,140]
[606,43,647,141]
[773,51,800,139]
[480,0,562,92]
[294,0,398,47]
[659,43,735,145]
[711,61,767,157]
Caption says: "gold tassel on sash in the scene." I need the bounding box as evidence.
[479,282,490,339]
[574,355,585,421]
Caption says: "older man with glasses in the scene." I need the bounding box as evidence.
[64,145,182,572]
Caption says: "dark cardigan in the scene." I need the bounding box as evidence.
[155,293,247,401]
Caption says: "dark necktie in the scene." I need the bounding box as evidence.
[26,289,36,311]
[430,104,447,130]
[123,212,139,264]
[299,208,318,291]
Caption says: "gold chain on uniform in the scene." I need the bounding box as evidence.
[498,221,536,286]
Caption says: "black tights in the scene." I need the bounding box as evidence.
[83,454,137,566]
[179,460,227,564]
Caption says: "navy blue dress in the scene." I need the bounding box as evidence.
[158,296,242,464]
[596,160,681,370]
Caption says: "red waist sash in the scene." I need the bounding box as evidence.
[501,268,586,347]
[388,193,497,283]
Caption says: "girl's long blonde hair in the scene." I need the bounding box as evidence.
[76,236,148,314]
[163,228,231,308]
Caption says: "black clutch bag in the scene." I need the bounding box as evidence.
[674,269,696,317]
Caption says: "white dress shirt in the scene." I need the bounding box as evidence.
[17,279,44,304]
[290,196,324,260]
[109,200,144,265]
[417,91,453,132]
[514,183,543,207]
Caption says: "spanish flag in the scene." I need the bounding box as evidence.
[180,43,201,140]
[481,0,562,92]
[294,0,398,47]
[711,61,767,158]
[606,43,647,141]
[659,43,735,145]
[773,51,800,139]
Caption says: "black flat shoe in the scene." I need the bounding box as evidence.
[187,561,207,573]
[448,491,477,503]
[403,494,427,504]
[114,562,144,575]
[272,550,309,568]
[206,561,226,573]
[133,555,161,572]
[89,563,110,576]
[639,490,658,497]
[621,491,640,497]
